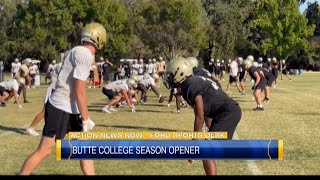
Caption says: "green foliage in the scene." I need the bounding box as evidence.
[202,0,254,59]
[130,0,207,59]
[306,2,320,36]
[252,0,315,59]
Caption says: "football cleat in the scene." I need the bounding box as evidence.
[159,96,165,103]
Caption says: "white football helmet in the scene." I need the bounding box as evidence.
[246,55,254,62]
[243,60,252,69]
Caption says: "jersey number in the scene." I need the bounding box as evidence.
[200,76,219,90]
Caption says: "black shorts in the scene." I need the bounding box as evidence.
[215,70,221,75]
[229,75,238,83]
[254,78,267,90]
[89,71,94,79]
[0,86,6,96]
[209,105,241,139]
[239,72,245,81]
[266,76,275,87]
[43,101,82,140]
[158,71,165,77]
[102,87,117,100]
[272,69,278,79]
[282,69,288,75]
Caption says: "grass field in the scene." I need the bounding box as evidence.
[0,72,320,175]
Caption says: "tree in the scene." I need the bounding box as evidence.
[14,0,133,66]
[305,1,320,36]
[252,0,315,60]
[202,0,254,59]
[128,0,208,60]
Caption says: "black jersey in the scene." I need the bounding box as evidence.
[193,67,222,88]
[181,76,238,118]
[248,66,264,81]
[257,67,274,80]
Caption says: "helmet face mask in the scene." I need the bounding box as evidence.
[81,23,107,50]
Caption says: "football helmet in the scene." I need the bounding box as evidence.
[22,58,33,66]
[152,73,159,80]
[126,78,138,89]
[246,55,254,62]
[186,57,199,68]
[81,22,107,50]
[272,57,277,62]
[130,74,142,82]
[17,78,26,85]
[166,57,193,84]
[243,60,252,69]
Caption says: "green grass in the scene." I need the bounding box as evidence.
[0,73,320,175]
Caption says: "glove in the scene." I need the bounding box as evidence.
[251,85,256,90]
[82,119,95,132]
[167,103,171,107]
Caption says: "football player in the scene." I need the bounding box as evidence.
[244,60,267,111]
[0,78,25,108]
[136,73,164,104]
[166,57,242,175]
[102,78,136,113]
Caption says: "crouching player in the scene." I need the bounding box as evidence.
[166,57,242,175]
[0,78,25,108]
[137,73,164,104]
[102,78,137,113]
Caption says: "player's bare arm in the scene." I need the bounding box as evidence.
[253,71,261,88]
[74,79,89,120]
[193,95,205,132]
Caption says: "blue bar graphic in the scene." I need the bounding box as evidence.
[59,140,281,160]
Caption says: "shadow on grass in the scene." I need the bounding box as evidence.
[96,124,181,132]
[0,125,27,135]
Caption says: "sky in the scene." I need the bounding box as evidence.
[299,0,320,12]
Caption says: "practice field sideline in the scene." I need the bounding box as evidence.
[0,73,319,175]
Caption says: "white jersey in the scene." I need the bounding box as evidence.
[11,63,21,73]
[29,64,39,75]
[132,64,139,75]
[229,61,238,76]
[138,64,144,75]
[145,64,154,74]
[49,46,93,114]
[45,63,62,103]
[47,63,57,74]
[140,74,156,87]
[104,80,128,93]
[0,79,19,92]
